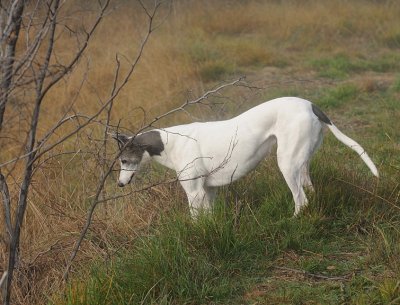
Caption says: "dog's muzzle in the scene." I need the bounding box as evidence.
[118,171,136,187]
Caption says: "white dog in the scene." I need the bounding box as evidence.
[113,97,378,217]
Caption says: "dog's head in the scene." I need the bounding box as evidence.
[111,133,145,187]
[111,131,164,187]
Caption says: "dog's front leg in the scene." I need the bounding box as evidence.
[180,179,213,218]
[188,192,209,218]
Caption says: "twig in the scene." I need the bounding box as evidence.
[0,272,7,290]
[63,76,243,281]
[274,266,353,281]
[144,77,245,130]
[62,0,168,282]
[28,239,62,265]
[0,173,12,238]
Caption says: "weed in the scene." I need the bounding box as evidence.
[198,60,236,82]
[366,54,400,73]
[318,83,360,108]
[384,32,400,49]
[310,53,400,79]
[311,55,360,79]
[391,75,400,92]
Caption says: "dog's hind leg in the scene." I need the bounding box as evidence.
[301,161,314,193]
[278,162,308,216]
[276,133,312,216]
[300,126,324,195]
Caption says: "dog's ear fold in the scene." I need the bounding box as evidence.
[110,132,130,149]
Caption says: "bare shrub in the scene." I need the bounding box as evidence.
[0,1,173,303]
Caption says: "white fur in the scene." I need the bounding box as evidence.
[119,97,378,217]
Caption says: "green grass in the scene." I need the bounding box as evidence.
[60,155,400,304]
[311,54,360,79]
[310,53,400,80]
[186,34,287,82]
[318,83,360,109]
[199,60,236,82]
[391,75,400,92]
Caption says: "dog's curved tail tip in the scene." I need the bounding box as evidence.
[327,123,379,177]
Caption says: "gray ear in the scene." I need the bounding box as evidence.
[110,132,130,149]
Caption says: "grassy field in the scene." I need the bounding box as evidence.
[2,0,400,304]
[58,79,400,304]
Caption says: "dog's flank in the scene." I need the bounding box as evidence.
[113,97,378,217]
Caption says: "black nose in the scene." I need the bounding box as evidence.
[118,182,125,187]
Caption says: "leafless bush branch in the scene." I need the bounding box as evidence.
[0,0,118,303]
[0,174,12,240]
[62,76,244,281]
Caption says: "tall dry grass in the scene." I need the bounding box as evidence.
[1,0,399,303]
[42,0,400,126]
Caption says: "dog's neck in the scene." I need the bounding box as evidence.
[149,145,175,170]
[140,130,175,171]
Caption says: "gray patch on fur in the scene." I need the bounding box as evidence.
[136,130,164,156]
[114,130,164,158]
[312,104,332,125]
[119,140,145,161]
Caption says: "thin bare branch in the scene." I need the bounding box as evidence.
[62,76,243,281]
[144,77,245,130]
[62,0,168,281]
[0,0,25,129]
[40,0,111,99]
[0,173,12,239]
[4,1,62,303]
[0,271,7,290]
[274,266,353,281]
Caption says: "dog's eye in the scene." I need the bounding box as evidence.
[121,160,127,164]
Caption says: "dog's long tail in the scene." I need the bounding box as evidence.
[312,104,379,177]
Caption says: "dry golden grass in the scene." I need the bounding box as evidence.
[40,0,400,126]
[28,0,399,132]
[1,0,399,303]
